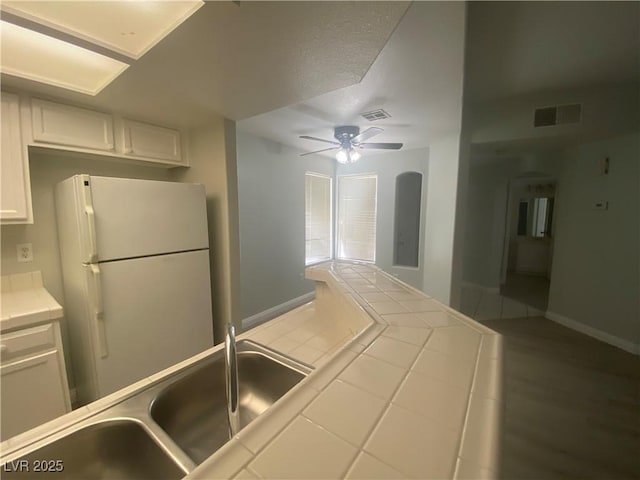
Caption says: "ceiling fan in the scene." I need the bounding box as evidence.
[299,126,402,164]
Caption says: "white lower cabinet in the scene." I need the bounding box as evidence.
[0,322,71,440]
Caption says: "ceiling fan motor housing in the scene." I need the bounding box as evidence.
[334,126,360,146]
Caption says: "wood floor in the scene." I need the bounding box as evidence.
[500,272,550,312]
[482,317,640,480]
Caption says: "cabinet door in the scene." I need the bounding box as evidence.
[1,351,68,440]
[122,119,182,163]
[31,98,115,151]
[1,93,32,224]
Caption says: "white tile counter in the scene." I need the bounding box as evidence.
[0,271,63,332]
[189,261,504,479]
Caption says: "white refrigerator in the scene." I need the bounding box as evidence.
[56,175,214,405]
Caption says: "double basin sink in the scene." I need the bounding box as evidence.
[1,341,312,479]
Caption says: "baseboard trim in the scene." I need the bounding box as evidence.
[242,292,315,331]
[461,281,500,295]
[545,311,640,355]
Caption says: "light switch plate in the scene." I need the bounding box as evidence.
[17,243,33,262]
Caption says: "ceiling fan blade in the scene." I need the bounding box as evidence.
[351,127,383,144]
[300,146,339,157]
[359,142,403,150]
[299,135,340,145]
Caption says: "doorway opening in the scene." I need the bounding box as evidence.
[500,176,556,312]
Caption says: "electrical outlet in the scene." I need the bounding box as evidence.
[17,243,33,262]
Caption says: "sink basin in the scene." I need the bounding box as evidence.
[150,341,311,464]
[1,420,185,480]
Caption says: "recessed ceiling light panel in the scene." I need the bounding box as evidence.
[1,1,204,59]
[0,20,129,95]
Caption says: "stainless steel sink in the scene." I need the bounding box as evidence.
[1,340,313,476]
[1,420,185,480]
[150,341,312,464]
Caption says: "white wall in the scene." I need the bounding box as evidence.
[336,147,429,289]
[423,135,462,304]
[0,151,172,388]
[236,130,334,322]
[547,132,640,351]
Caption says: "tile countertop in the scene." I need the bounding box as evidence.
[0,271,64,332]
[189,261,504,480]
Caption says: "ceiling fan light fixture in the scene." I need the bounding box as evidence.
[335,147,360,164]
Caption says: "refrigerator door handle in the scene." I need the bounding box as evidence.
[85,206,98,264]
[89,264,108,358]
[79,176,98,263]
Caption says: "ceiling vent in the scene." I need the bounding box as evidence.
[534,104,582,127]
[360,109,391,122]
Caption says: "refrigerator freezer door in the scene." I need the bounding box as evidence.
[85,176,209,262]
[89,249,214,398]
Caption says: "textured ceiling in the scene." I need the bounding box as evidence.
[238,2,467,156]
[1,1,409,127]
[3,1,637,154]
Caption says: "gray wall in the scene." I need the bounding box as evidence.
[337,147,429,290]
[236,130,334,321]
[172,118,241,344]
[548,132,640,348]
[462,154,561,290]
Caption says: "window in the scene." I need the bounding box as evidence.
[305,173,332,265]
[337,174,377,263]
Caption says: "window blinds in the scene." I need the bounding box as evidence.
[337,174,377,263]
[305,173,332,265]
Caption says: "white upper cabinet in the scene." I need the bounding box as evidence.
[122,119,182,163]
[30,98,115,151]
[23,95,186,167]
[1,93,33,224]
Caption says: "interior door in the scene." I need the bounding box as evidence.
[90,249,214,398]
